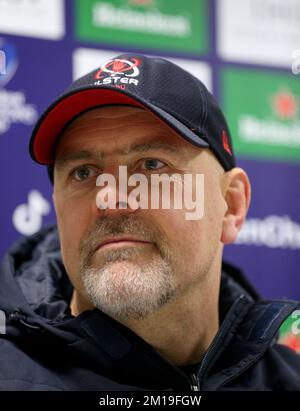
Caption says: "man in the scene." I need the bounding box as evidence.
[0,54,299,391]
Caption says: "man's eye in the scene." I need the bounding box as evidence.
[72,166,96,181]
[141,159,166,171]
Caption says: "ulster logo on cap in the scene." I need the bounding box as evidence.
[94,57,141,89]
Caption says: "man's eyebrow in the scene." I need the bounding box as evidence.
[55,138,189,170]
[126,139,185,154]
[55,150,102,170]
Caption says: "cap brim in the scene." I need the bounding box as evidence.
[30,86,209,165]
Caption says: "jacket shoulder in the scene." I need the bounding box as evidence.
[222,343,300,391]
[265,343,300,389]
[0,337,64,391]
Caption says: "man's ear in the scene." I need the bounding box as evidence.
[221,167,251,244]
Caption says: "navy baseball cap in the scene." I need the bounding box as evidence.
[29,54,235,173]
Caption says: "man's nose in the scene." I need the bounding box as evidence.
[92,167,140,216]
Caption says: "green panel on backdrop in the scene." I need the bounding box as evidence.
[75,0,208,55]
[221,68,300,163]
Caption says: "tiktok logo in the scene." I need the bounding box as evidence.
[12,190,51,236]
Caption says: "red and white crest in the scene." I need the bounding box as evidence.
[95,58,141,80]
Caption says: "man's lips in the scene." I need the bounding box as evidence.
[96,236,152,251]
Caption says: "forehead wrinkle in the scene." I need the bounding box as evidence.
[61,108,155,137]
[123,138,186,155]
[55,136,190,171]
[63,118,149,135]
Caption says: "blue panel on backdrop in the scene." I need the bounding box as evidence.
[0,34,70,258]
[224,158,300,300]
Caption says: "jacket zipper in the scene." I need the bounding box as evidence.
[190,373,200,391]
[195,294,247,389]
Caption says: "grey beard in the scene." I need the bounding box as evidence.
[80,247,177,321]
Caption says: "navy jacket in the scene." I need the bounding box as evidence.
[0,226,300,391]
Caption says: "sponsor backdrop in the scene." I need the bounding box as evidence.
[0,0,299,351]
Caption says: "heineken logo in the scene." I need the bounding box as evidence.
[223,69,300,162]
[92,1,191,38]
[75,0,206,54]
[238,116,300,147]
[238,88,300,148]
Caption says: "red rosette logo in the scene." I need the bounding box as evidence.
[94,57,141,89]
[271,89,298,120]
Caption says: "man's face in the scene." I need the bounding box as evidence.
[53,106,227,321]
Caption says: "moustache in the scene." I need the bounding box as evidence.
[79,215,169,262]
